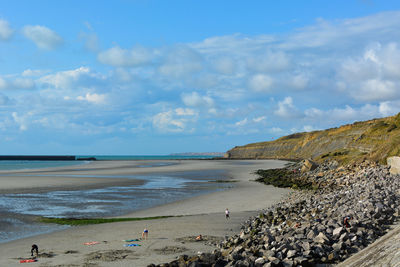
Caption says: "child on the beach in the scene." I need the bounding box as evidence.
[142,228,149,240]
[31,244,38,257]
[225,208,230,219]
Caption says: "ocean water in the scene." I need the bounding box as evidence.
[77,155,218,160]
[0,160,86,171]
[0,158,231,244]
[0,155,218,171]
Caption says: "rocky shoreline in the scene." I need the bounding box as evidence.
[149,160,400,266]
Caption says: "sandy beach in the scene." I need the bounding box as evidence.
[0,159,290,266]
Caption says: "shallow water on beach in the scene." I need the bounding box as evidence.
[0,160,87,171]
[0,169,232,243]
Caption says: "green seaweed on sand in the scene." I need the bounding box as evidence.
[254,168,313,190]
[39,216,176,226]
[208,179,238,183]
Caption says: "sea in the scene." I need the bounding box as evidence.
[0,155,218,171]
[0,155,230,244]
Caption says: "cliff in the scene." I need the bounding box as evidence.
[226,113,400,164]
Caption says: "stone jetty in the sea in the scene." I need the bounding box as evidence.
[148,160,400,267]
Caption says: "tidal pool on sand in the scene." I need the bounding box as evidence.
[0,170,233,243]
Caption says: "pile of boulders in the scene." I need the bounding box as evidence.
[148,161,400,267]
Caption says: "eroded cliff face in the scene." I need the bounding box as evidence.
[226,113,400,164]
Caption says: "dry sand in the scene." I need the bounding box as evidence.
[0,159,290,266]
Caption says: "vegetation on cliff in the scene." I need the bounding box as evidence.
[226,113,400,164]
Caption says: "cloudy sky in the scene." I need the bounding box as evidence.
[0,1,400,155]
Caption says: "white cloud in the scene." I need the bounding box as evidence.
[280,11,400,50]
[379,101,400,117]
[0,93,11,105]
[380,43,400,78]
[191,33,275,55]
[0,77,7,89]
[235,118,248,127]
[12,112,29,131]
[152,109,197,133]
[304,104,387,124]
[98,46,153,67]
[213,57,236,75]
[39,67,97,89]
[338,42,400,102]
[308,105,358,121]
[253,116,266,123]
[158,45,203,78]
[12,78,35,90]
[274,97,300,118]
[181,92,214,108]
[79,22,99,52]
[357,79,398,101]
[0,19,13,40]
[114,68,133,82]
[22,69,48,77]
[339,56,377,83]
[175,108,197,116]
[248,74,273,92]
[22,25,63,50]
[303,125,318,132]
[0,77,34,90]
[247,51,290,72]
[80,32,99,52]
[290,74,309,90]
[77,93,106,104]
[304,107,324,118]
[269,127,284,134]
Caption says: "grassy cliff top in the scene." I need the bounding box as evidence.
[227,113,400,164]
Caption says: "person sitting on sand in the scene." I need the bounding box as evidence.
[196,234,203,241]
[142,228,149,240]
[31,244,38,257]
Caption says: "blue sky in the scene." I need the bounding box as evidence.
[0,1,400,155]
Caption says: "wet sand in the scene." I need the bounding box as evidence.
[0,159,290,266]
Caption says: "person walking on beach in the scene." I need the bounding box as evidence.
[142,228,149,240]
[31,244,38,257]
[225,208,230,219]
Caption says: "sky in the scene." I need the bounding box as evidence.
[0,0,400,155]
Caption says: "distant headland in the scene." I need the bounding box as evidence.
[169,152,225,157]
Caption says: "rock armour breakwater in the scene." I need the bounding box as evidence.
[0,155,76,160]
[149,161,400,267]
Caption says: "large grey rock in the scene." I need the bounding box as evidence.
[261,250,274,258]
[301,241,311,251]
[281,259,294,267]
[267,256,280,265]
[254,257,265,266]
[306,229,317,239]
[387,156,400,175]
[314,232,329,244]
[286,250,297,258]
[301,159,318,173]
[332,241,344,252]
[333,227,344,237]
